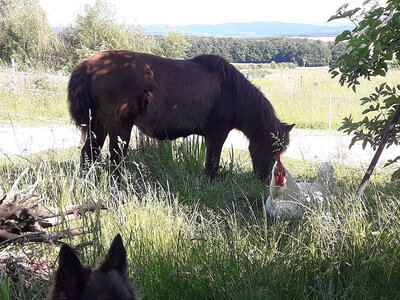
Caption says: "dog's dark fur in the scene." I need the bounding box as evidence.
[68,50,293,182]
[49,234,137,300]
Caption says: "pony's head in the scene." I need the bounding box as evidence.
[49,234,136,300]
[274,122,295,155]
[250,122,294,183]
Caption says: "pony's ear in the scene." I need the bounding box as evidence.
[53,245,85,297]
[285,123,295,132]
[97,234,128,277]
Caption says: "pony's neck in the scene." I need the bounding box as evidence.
[228,71,278,136]
[236,91,280,142]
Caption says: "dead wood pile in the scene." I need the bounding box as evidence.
[0,168,106,247]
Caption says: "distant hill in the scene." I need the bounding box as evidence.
[144,21,352,38]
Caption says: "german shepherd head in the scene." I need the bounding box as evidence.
[49,234,137,300]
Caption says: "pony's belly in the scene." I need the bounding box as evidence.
[135,119,204,140]
[134,104,208,140]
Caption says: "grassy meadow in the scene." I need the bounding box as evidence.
[1,137,400,299]
[0,71,68,125]
[252,67,400,130]
[0,90,67,124]
[0,65,400,299]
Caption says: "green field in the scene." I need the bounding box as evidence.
[0,71,68,125]
[0,90,67,124]
[252,67,400,130]
[1,138,399,299]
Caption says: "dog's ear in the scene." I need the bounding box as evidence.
[97,234,128,278]
[52,245,86,299]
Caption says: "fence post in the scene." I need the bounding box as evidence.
[289,75,293,102]
[300,75,303,92]
[328,93,333,130]
[11,58,17,91]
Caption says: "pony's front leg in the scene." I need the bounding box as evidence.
[248,140,274,184]
[204,130,230,180]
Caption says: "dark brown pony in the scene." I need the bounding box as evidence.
[49,234,137,300]
[68,50,294,182]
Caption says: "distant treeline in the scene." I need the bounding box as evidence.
[0,0,346,72]
[183,36,346,67]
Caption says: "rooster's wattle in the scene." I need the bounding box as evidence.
[273,153,286,187]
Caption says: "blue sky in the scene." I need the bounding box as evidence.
[39,0,365,27]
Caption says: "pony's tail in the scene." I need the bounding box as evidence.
[67,60,93,141]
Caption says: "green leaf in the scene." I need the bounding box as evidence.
[0,275,9,300]
[343,7,362,19]
[391,168,400,181]
[379,232,389,241]
[385,156,400,167]
[379,82,387,92]
[383,52,393,60]
[360,97,370,105]
[349,136,358,149]
[362,139,368,149]
[330,70,339,78]
[335,30,352,43]
[362,252,391,264]
[328,14,343,22]
[362,104,378,114]
[384,96,400,106]
[377,69,386,76]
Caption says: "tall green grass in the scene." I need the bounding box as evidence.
[1,138,399,299]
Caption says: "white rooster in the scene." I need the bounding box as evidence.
[265,154,340,218]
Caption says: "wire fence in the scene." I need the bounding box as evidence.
[259,86,360,130]
[0,66,69,124]
[0,66,68,95]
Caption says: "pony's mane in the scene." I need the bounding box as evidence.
[192,54,279,136]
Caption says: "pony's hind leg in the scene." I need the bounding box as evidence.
[81,120,107,169]
[108,123,134,174]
